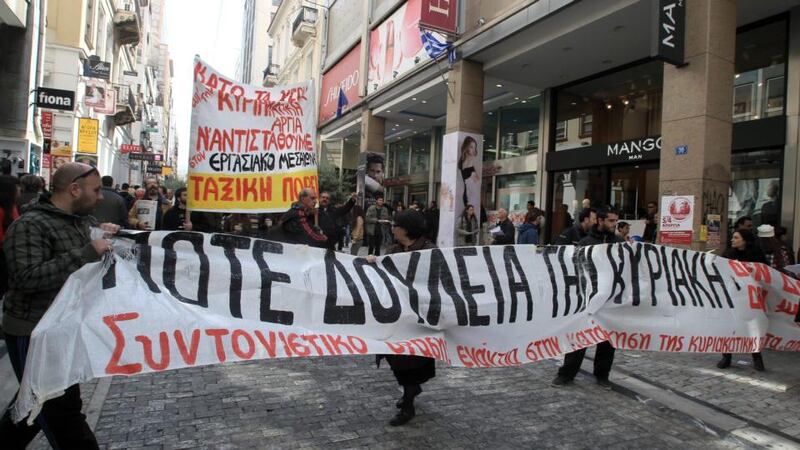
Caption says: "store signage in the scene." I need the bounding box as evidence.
[419,0,458,35]
[660,195,694,245]
[146,164,163,174]
[83,56,111,80]
[36,87,75,111]
[653,0,685,66]
[84,78,107,109]
[319,43,361,124]
[547,135,661,171]
[120,144,141,154]
[128,153,160,161]
[41,112,53,138]
[77,118,99,154]
[367,0,446,95]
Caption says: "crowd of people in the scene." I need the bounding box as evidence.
[0,164,799,445]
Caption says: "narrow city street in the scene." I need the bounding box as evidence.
[3,339,798,449]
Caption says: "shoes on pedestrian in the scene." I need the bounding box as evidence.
[396,384,422,408]
[596,377,612,390]
[716,354,732,369]
[550,376,572,387]
[752,353,765,372]
[389,406,415,426]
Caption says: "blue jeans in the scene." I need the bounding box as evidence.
[0,334,98,449]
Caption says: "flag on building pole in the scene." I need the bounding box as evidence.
[420,30,456,66]
[335,88,348,118]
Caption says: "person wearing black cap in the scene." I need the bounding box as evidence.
[367,210,435,426]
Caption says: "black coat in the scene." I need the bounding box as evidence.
[554,224,589,245]
[318,198,354,250]
[492,219,515,245]
[578,226,624,245]
[279,203,328,248]
[382,237,437,385]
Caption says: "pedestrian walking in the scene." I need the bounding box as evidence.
[456,204,479,246]
[366,196,390,255]
[367,210,435,426]
[350,205,365,256]
[719,229,767,371]
[517,211,540,245]
[0,162,120,449]
[552,208,623,389]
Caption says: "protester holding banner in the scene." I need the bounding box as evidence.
[554,208,596,245]
[552,208,624,389]
[279,188,328,248]
[719,229,768,371]
[0,163,120,449]
[366,196,390,255]
[368,210,436,426]
[162,187,192,231]
[317,191,356,251]
[456,204,479,246]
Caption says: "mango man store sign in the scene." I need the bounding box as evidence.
[547,136,662,171]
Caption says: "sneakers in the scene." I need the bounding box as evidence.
[596,377,612,390]
[550,376,573,387]
[716,354,732,369]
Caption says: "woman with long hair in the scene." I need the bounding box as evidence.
[456,204,479,246]
[458,136,481,212]
[0,175,20,296]
[350,205,365,256]
[719,229,768,371]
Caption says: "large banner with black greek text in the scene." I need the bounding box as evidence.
[13,232,800,422]
[188,57,318,212]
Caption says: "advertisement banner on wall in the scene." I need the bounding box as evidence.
[51,155,72,172]
[319,43,361,124]
[94,89,116,115]
[357,152,386,209]
[706,214,721,249]
[419,0,459,35]
[50,141,72,157]
[41,112,53,139]
[77,118,99,154]
[438,131,483,248]
[84,79,107,110]
[42,154,51,169]
[367,0,446,95]
[660,195,694,245]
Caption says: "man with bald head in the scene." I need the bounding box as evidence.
[0,162,119,449]
[279,187,328,247]
[492,208,515,245]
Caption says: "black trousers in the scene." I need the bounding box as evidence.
[557,341,616,380]
[368,231,382,256]
[0,334,98,450]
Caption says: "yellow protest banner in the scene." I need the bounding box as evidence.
[77,118,99,154]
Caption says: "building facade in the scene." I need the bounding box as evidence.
[316,0,800,251]
[237,0,279,85]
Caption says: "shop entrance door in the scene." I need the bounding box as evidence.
[609,164,659,221]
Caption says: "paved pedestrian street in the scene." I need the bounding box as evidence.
[2,339,799,450]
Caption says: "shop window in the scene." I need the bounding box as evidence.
[483,111,498,161]
[554,61,663,152]
[729,148,782,228]
[734,18,787,122]
[495,172,536,212]
[550,168,606,239]
[499,97,540,159]
[410,134,431,173]
[85,0,95,48]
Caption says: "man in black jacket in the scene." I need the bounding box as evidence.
[280,188,328,248]
[554,208,595,245]
[317,191,356,251]
[552,208,623,389]
[491,208,515,245]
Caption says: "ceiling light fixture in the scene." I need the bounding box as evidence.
[412,97,417,101]
[622,99,629,105]
[521,100,527,103]
[386,110,391,113]
[514,97,520,100]
[606,103,613,110]
[409,118,414,122]
[421,100,427,104]
[496,83,503,88]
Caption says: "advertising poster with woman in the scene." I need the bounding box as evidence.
[438,131,483,248]
[356,152,385,208]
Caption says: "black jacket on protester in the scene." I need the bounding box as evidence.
[578,226,624,246]
[554,224,589,245]
[318,198,354,250]
[492,219,515,245]
[279,202,328,248]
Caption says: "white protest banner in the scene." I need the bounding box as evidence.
[189,57,318,213]
[13,232,800,422]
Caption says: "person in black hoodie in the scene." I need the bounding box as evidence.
[317,191,355,251]
[554,208,596,245]
[552,208,623,389]
[718,229,768,371]
[367,210,436,426]
[279,188,328,248]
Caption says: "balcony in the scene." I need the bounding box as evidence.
[114,0,141,46]
[291,6,317,46]
[112,84,138,126]
[262,63,280,87]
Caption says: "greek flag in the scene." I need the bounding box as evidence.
[420,30,456,66]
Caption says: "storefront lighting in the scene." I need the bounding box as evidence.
[412,97,417,101]
[735,74,740,78]
[409,118,414,122]
[606,103,613,110]
[421,100,427,104]
[386,110,391,113]
[521,100,527,103]
[496,84,503,88]
[622,99,629,105]
[514,97,519,100]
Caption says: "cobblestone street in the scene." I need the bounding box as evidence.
[3,340,799,449]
